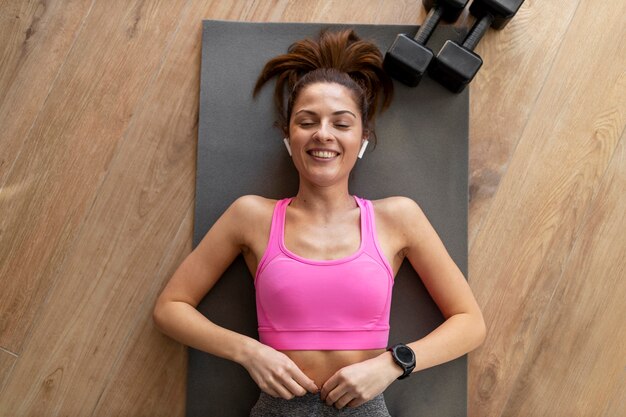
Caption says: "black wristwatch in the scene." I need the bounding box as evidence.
[387,343,416,379]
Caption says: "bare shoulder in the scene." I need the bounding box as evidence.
[229,194,276,218]
[225,195,277,247]
[371,196,430,250]
[226,194,277,231]
[226,194,276,231]
[371,196,426,226]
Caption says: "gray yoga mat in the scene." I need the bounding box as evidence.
[189,20,468,417]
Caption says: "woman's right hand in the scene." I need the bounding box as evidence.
[241,342,319,399]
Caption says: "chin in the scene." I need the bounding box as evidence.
[299,173,345,188]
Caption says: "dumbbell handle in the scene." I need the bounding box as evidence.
[462,13,494,51]
[414,6,444,45]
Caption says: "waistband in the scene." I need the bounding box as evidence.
[258,328,390,350]
[250,391,390,416]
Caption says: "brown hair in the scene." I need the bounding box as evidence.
[253,29,393,145]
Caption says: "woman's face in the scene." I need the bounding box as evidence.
[287,82,366,187]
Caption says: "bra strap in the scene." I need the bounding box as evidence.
[255,198,291,279]
[358,197,395,278]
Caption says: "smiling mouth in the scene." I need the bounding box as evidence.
[308,150,339,159]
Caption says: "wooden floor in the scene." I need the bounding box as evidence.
[0,0,624,415]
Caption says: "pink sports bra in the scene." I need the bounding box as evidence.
[254,196,394,350]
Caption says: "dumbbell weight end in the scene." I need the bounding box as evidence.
[429,41,483,93]
[427,12,492,93]
[383,35,434,87]
[469,0,524,29]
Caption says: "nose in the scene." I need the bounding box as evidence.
[313,121,334,142]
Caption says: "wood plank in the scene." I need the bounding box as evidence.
[0,0,37,101]
[468,0,626,415]
[0,0,93,180]
[281,0,383,23]
[602,370,626,417]
[88,2,254,415]
[0,0,195,413]
[0,0,46,100]
[468,0,580,247]
[0,348,17,395]
[501,131,626,416]
[90,207,192,417]
[243,0,290,21]
[0,0,188,355]
[375,0,424,24]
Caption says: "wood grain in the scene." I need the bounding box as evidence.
[0,0,191,413]
[0,0,624,415]
[91,206,193,417]
[602,368,626,417]
[0,0,94,181]
[0,0,188,355]
[468,0,626,415]
[468,0,580,247]
[502,132,626,416]
[90,1,254,414]
[375,0,424,24]
[280,0,384,23]
[0,348,17,394]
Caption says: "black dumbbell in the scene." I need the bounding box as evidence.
[428,0,525,93]
[383,0,469,87]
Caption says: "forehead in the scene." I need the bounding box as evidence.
[293,82,359,113]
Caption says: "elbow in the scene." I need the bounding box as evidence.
[473,313,487,349]
[152,298,168,332]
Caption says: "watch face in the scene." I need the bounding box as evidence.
[396,346,414,363]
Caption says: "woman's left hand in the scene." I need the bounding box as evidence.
[320,352,403,409]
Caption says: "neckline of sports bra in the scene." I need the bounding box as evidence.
[279,195,366,265]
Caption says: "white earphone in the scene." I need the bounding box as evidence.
[283,137,292,156]
[358,139,369,159]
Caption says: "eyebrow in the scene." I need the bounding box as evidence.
[294,109,357,118]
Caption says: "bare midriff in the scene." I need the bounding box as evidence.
[281,348,387,388]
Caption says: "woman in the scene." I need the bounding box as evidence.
[153,29,486,416]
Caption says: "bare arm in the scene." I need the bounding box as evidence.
[153,196,256,360]
[153,195,318,398]
[393,197,486,371]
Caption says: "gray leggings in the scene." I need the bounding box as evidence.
[249,391,392,417]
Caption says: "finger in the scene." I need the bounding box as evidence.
[333,392,355,410]
[260,385,280,398]
[282,377,308,397]
[275,366,309,397]
[268,380,296,400]
[324,385,348,407]
[255,376,279,398]
[320,375,339,401]
[346,397,366,408]
[291,369,319,394]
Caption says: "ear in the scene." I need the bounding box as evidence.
[362,127,370,142]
